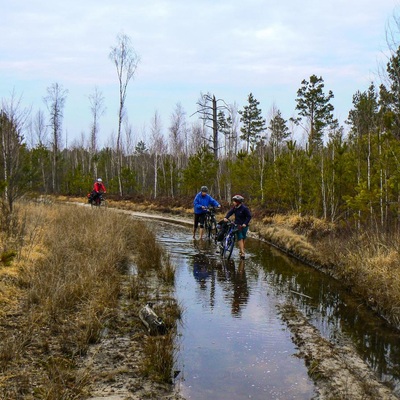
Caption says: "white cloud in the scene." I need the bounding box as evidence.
[0,0,398,146]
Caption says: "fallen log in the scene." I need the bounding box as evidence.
[139,302,166,335]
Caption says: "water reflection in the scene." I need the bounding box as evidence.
[191,253,250,318]
[246,239,400,394]
[150,220,400,398]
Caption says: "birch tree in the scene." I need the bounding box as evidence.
[43,82,68,192]
[0,94,30,217]
[109,32,140,196]
[88,87,106,178]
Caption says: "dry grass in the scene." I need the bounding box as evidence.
[255,213,400,329]
[140,330,177,383]
[338,233,400,328]
[0,200,181,398]
[252,220,320,264]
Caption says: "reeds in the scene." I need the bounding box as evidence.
[0,201,181,397]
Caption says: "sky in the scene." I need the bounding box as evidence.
[1,0,399,148]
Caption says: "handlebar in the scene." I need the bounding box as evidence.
[203,206,219,213]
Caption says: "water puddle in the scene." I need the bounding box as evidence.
[147,220,400,399]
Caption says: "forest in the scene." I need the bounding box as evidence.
[2,33,400,235]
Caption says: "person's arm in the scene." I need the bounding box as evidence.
[224,208,234,221]
[211,197,220,208]
[242,207,252,226]
[193,194,204,213]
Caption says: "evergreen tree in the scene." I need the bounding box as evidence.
[239,93,267,152]
[383,45,400,138]
[293,75,337,151]
[268,109,290,161]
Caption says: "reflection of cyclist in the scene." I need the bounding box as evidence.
[91,178,107,204]
[193,186,220,240]
[224,195,251,260]
[193,262,210,289]
[231,260,249,316]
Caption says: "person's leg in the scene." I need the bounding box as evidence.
[199,214,206,240]
[237,227,248,259]
[238,238,245,256]
[193,214,200,239]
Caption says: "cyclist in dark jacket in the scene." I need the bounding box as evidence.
[224,194,251,259]
[193,186,220,240]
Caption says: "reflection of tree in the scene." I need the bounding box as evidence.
[231,260,249,317]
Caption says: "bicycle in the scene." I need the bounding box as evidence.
[91,193,107,208]
[204,206,218,241]
[219,221,239,260]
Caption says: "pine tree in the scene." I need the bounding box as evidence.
[293,75,336,151]
[268,109,290,161]
[239,93,267,152]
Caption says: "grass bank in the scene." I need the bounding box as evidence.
[0,201,182,399]
[252,213,400,330]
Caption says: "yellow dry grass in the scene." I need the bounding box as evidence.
[0,199,181,398]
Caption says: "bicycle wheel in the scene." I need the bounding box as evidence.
[226,235,235,259]
[205,214,212,240]
[223,234,235,259]
[210,217,218,242]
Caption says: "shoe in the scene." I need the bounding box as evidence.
[240,254,245,260]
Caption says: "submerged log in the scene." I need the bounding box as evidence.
[139,302,166,335]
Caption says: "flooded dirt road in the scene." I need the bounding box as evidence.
[144,219,400,400]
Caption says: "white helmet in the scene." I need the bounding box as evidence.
[97,178,102,182]
[232,194,244,203]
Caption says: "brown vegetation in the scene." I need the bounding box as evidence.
[0,200,182,399]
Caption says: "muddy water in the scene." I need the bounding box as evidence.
[149,220,400,400]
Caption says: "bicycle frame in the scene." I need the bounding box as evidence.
[219,221,238,259]
[91,194,106,208]
[204,207,218,241]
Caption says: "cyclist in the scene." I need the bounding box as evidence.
[193,186,221,240]
[223,195,251,259]
[91,178,107,204]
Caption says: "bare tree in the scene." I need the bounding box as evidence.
[0,92,30,215]
[169,103,186,196]
[192,92,231,160]
[88,87,106,178]
[109,32,140,196]
[31,109,49,192]
[43,82,68,192]
[149,111,166,199]
[88,87,106,155]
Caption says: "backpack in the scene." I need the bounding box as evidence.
[216,220,229,241]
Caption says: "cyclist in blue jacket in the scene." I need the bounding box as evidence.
[224,194,251,259]
[193,186,221,240]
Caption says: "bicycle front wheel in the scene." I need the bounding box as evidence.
[223,234,235,259]
[210,218,218,242]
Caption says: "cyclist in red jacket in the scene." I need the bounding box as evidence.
[91,178,106,204]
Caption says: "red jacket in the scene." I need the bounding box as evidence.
[93,182,106,193]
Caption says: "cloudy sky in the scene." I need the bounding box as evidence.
[1,0,399,147]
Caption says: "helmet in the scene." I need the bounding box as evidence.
[200,186,208,193]
[232,194,244,203]
[97,178,102,182]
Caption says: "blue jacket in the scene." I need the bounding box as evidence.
[193,192,220,214]
[225,204,252,226]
